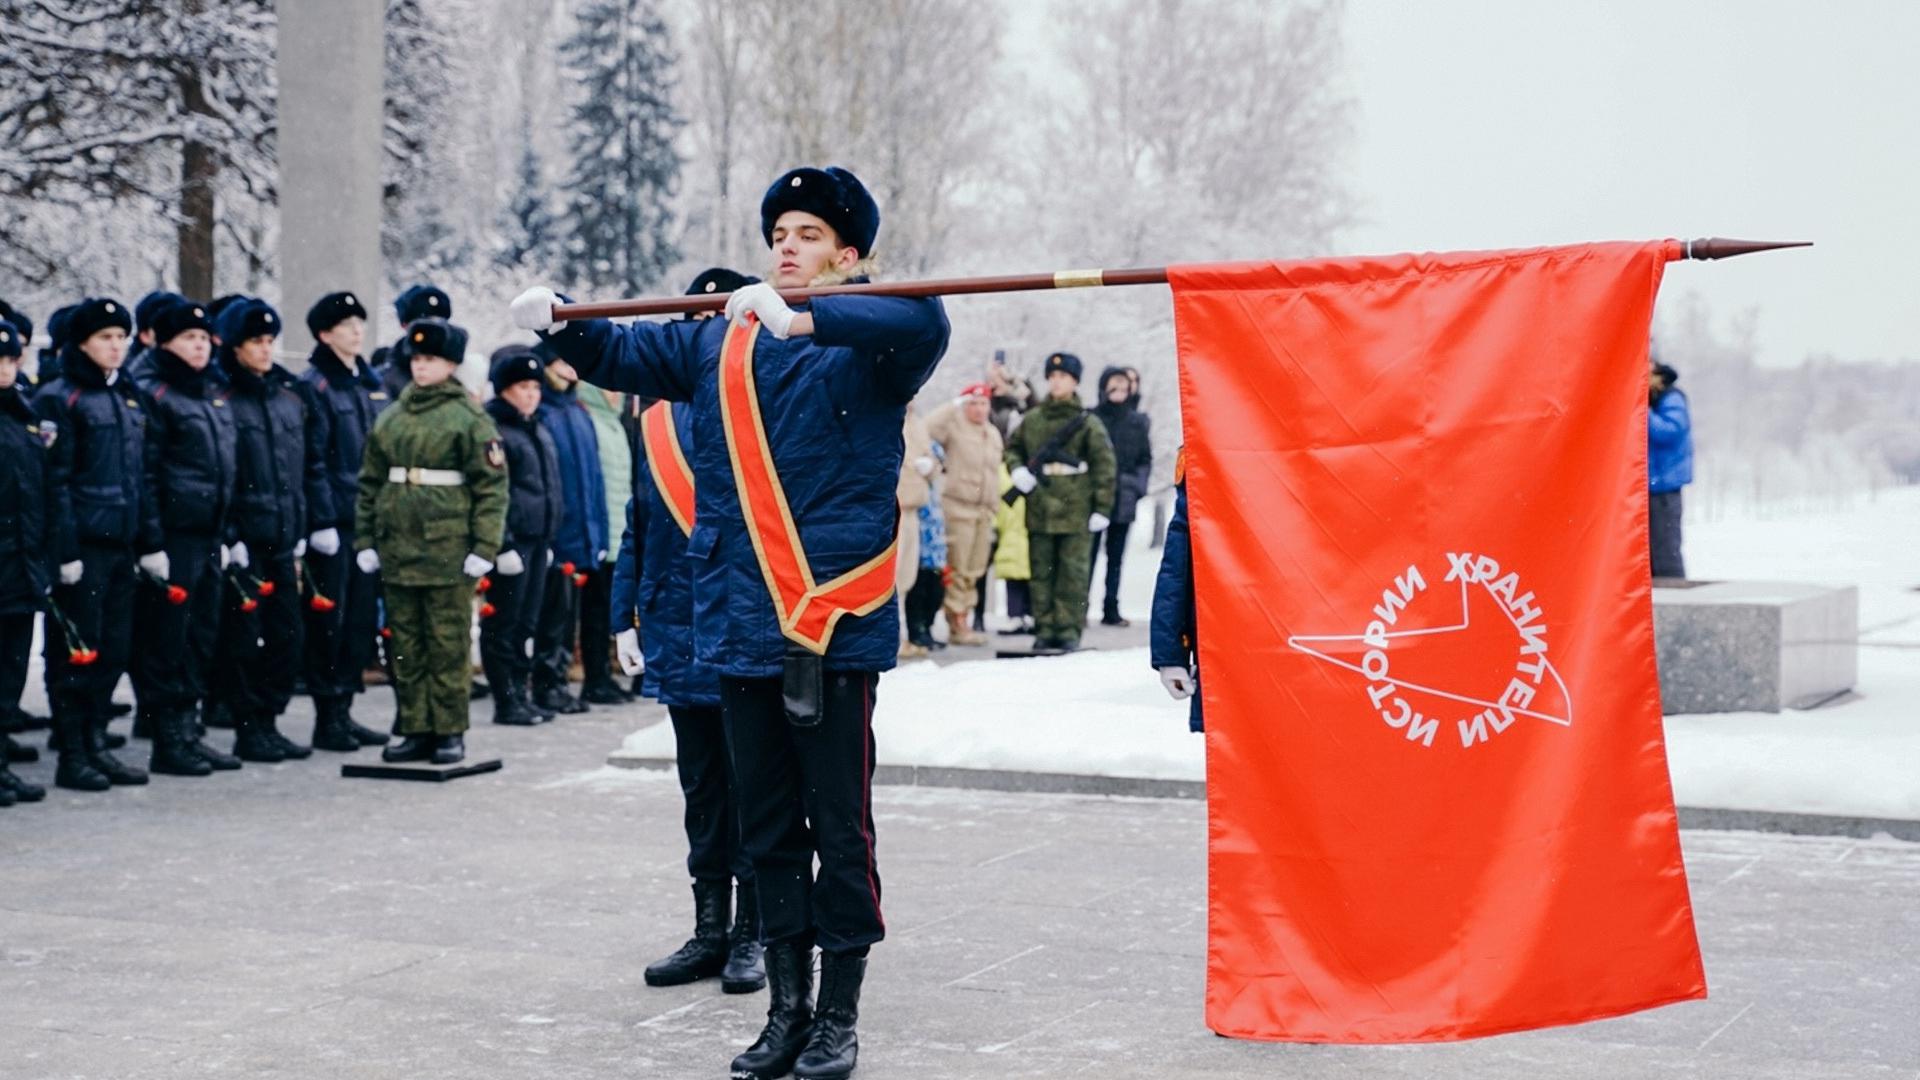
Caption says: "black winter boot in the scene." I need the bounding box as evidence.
[430,733,465,765]
[311,699,362,752]
[334,698,390,746]
[793,950,866,1079]
[191,721,243,771]
[201,699,236,729]
[730,938,814,1080]
[233,713,288,763]
[492,685,543,726]
[262,715,312,760]
[0,760,46,802]
[381,734,434,763]
[150,709,213,777]
[86,722,148,785]
[534,683,588,716]
[580,677,631,705]
[645,880,731,987]
[722,880,767,994]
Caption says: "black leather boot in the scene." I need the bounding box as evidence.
[335,698,390,747]
[262,715,312,760]
[645,879,730,987]
[191,719,243,771]
[730,939,814,1080]
[580,677,631,705]
[492,685,543,726]
[53,713,111,792]
[793,951,866,1079]
[233,713,288,763]
[201,699,236,729]
[534,683,587,716]
[87,721,148,785]
[382,734,434,763]
[722,880,767,994]
[0,760,46,802]
[430,733,465,765]
[150,709,212,777]
[310,699,362,752]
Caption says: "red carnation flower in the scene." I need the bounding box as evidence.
[308,595,337,613]
[256,580,276,597]
[70,648,99,666]
[572,572,589,588]
[561,561,577,576]
[240,598,259,613]
[166,584,189,605]
[476,576,493,593]
[479,602,498,618]
[380,626,393,639]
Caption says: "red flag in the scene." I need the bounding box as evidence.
[1169,241,1705,1043]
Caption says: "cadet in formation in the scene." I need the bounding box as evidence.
[354,318,506,765]
[0,319,50,805]
[514,164,950,1080]
[479,347,563,727]
[1004,351,1116,653]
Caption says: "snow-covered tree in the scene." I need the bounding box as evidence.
[383,0,470,274]
[495,130,562,273]
[558,0,683,295]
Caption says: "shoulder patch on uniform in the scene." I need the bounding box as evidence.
[1174,445,1187,484]
[485,438,505,469]
[32,421,55,449]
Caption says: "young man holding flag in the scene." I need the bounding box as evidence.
[513,165,949,1080]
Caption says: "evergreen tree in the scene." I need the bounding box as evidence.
[383,0,469,273]
[558,0,683,294]
[495,131,560,271]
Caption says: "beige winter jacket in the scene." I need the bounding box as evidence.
[926,400,1005,518]
[896,409,936,511]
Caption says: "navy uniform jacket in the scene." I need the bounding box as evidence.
[219,354,327,555]
[542,293,950,678]
[34,351,163,561]
[1149,481,1201,732]
[536,381,609,570]
[0,385,53,613]
[611,400,719,708]
[139,349,237,541]
[298,345,390,536]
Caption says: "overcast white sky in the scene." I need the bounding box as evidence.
[1341,0,1919,366]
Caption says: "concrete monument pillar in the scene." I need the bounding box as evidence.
[277,1,385,357]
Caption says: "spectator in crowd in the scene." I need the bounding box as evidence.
[993,463,1034,634]
[901,446,950,658]
[925,383,1001,646]
[896,402,938,658]
[0,319,50,804]
[1091,366,1152,627]
[1004,352,1116,653]
[986,353,1032,440]
[577,376,637,704]
[1648,349,1692,579]
[531,349,608,717]
[480,348,565,726]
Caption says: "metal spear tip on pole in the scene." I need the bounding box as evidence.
[1683,238,1814,260]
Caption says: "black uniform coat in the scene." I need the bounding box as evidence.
[0,384,53,612]
[484,397,565,552]
[33,350,162,560]
[298,344,390,535]
[140,348,236,539]
[220,353,327,554]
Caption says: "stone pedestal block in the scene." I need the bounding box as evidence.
[1652,580,1858,714]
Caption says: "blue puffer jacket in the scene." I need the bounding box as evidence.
[1648,387,1692,494]
[537,381,609,570]
[543,292,950,678]
[1149,481,1201,733]
[611,400,720,707]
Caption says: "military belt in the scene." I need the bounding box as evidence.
[1040,462,1089,477]
[387,467,465,486]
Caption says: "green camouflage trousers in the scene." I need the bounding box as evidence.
[385,582,473,736]
[1028,530,1094,644]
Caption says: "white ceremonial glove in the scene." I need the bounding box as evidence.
[913,456,936,478]
[510,286,563,333]
[294,539,308,558]
[59,560,84,586]
[724,282,797,339]
[1159,665,1195,701]
[308,527,341,556]
[356,548,381,574]
[230,541,250,569]
[616,628,644,676]
[462,553,493,579]
[139,551,171,580]
[495,549,526,576]
[1011,466,1038,493]
[218,544,233,570]
[1089,512,1111,533]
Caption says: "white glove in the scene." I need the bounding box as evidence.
[1089,513,1111,533]
[1011,466,1038,493]
[913,456,935,477]
[294,539,308,558]
[218,544,232,570]
[1159,665,1195,701]
[59,560,84,586]
[510,286,564,333]
[356,548,381,574]
[139,551,171,580]
[462,553,494,578]
[724,282,797,339]
[495,549,526,576]
[230,541,250,569]
[615,628,644,676]
[308,527,341,556]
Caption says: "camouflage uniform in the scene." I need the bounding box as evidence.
[1004,397,1116,647]
[354,380,507,736]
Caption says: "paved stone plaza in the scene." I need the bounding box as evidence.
[2,691,1916,1079]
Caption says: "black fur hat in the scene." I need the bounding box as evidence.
[489,346,544,394]
[395,283,451,325]
[759,167,880,258]
[216,298,281,345]
[0,321,21,359]
[65,297,134,345]
[135,290,188,335]
[404,317,469,363]
[152,300,213,344]
[684,267,757,297]
[306,290,370,337]
[1043,351,1084,382]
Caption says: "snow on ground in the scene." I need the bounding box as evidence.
[623,486,1920,819]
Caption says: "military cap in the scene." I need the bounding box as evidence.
[152,300,213,344]
[135,290,189,334]
[394,283,452,325]
[216,298,281,345]
[685,267,757,297]
[0,321,21,359]
[489,346,545,394]
[1043,351,1083,382]
[306,290,369,337]
[65,297,134,344]
[0,300,29,347]
[405,317,469,363]
[759,166,880,258]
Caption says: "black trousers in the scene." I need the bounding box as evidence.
[670,703,751,884]
[132,534,222,713]
[531,560,580,691]
[1650,489,1686,580]
[904,567,944,641]
[46,544,135,730]
[722,672,883,954]
[478,544,550,696]
[578,562,614,685]
[303,533,379,701]
[1004,579,1031,619]
[0,612,32,721]
[214,549,302,719]
[1100,519,1133,615]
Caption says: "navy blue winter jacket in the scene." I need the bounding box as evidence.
[611,401,720,707]
[298,345,391,535]
[542,292,950,678]
[536,380,609,570]
[34,350,163,560]
[1149,481,1201,732]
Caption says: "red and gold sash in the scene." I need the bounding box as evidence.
[718,315,898,655]
[641,401,696,537]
